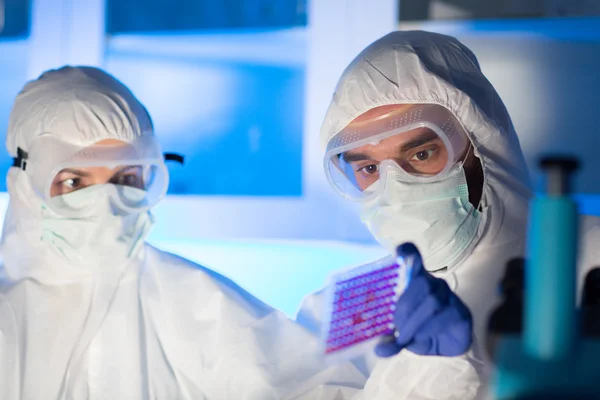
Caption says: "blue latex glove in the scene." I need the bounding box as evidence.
[375,243,473,357]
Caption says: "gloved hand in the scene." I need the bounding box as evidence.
[375,243,473,357]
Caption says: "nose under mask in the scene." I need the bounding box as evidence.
[41,185,155,269]
[360,163,481,272]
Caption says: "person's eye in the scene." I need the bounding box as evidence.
[358,164,379,175]
[411,149,435,162]
[61,178,81,189]
[115,174,143,188]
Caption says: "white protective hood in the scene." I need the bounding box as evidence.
[320,30,533,257]
[1,66,154,283]
[294,31,537,399]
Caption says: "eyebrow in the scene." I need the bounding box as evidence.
[340,151,373,163]
[114,165,141,174]
[399,130,440,153]
[58,168,91,177]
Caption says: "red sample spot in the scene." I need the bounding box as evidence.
[352,313,364,325]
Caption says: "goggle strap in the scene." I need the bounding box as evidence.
[163,152,185,165]
[13,149,183,170]
[12,147,28,171]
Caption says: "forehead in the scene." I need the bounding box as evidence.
[350,104,415,124]
[92,138,129,147]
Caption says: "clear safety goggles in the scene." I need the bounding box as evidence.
[13,134,184,217]
[324,104,470,202]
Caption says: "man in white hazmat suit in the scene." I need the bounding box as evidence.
[0,66,381,400]
[297,30,535,399]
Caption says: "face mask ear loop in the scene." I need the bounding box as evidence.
[460,141,473,166]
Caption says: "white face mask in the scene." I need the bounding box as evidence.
[360,163,481,271]
[40,185,155,268]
